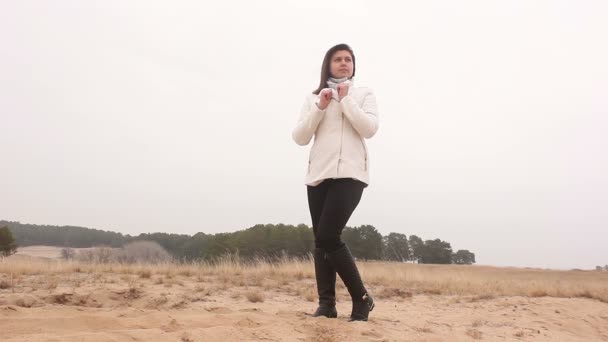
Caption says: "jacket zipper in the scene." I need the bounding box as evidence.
[337,113,344,175]
[361,140,368,171]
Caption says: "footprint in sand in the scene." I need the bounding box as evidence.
[205,306,233,314]
[361,329,383,338]
[161,318,182,332]
[236,317,262,328]
[274,309,308,319]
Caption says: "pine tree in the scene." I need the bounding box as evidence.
[0,226,18,257]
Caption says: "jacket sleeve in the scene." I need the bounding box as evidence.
[292,95,326,146]
[340,89,379,139]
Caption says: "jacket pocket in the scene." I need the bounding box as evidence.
[360,140,368,171]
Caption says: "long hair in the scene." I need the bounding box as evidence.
[312,43,356,95]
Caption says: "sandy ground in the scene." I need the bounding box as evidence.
[1,248,607,341]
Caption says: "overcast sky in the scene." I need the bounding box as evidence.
[1,1,606,269]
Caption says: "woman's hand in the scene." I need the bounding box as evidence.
[317,88,332,110]
[337,82,349,101]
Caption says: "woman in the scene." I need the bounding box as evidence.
[292,43,379,321]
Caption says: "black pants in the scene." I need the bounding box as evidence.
[307,178,367,252]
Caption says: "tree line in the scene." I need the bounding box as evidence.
[0,220,475,264]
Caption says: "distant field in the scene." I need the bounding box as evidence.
[14,246,98,259]
[14,246,65,259]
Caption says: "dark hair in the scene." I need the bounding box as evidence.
[312,43,356,95]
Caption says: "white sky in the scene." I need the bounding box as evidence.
[1,1,607,269]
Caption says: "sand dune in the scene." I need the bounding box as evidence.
[1,248,607,341]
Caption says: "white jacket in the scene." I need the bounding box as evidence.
[292,86,379,186]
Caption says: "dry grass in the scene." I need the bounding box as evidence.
[471,320,485,327]
[414,327,433,333]
[0,279,11,289]
[377,286,413,299]
[178,269,193,277]
[470,294,496,302]
[363,262,608,303]
[146,296,169,309]
[466,328,483,339]
[2,254,608,303]
[46,276,59,290]
[139,269,152,279]
[15,296,37,308]
[180,332,194,342]
[295,286,317,302]
[422,288,442,295]
[194,285,212,295]
[245,289,264,303]
[530,289,548,297]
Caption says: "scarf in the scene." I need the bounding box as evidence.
[326,77,354,100]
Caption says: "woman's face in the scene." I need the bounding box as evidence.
[329,50,353,79]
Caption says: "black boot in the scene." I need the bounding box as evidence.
[325,244,375,321]
[312,248,338,318]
